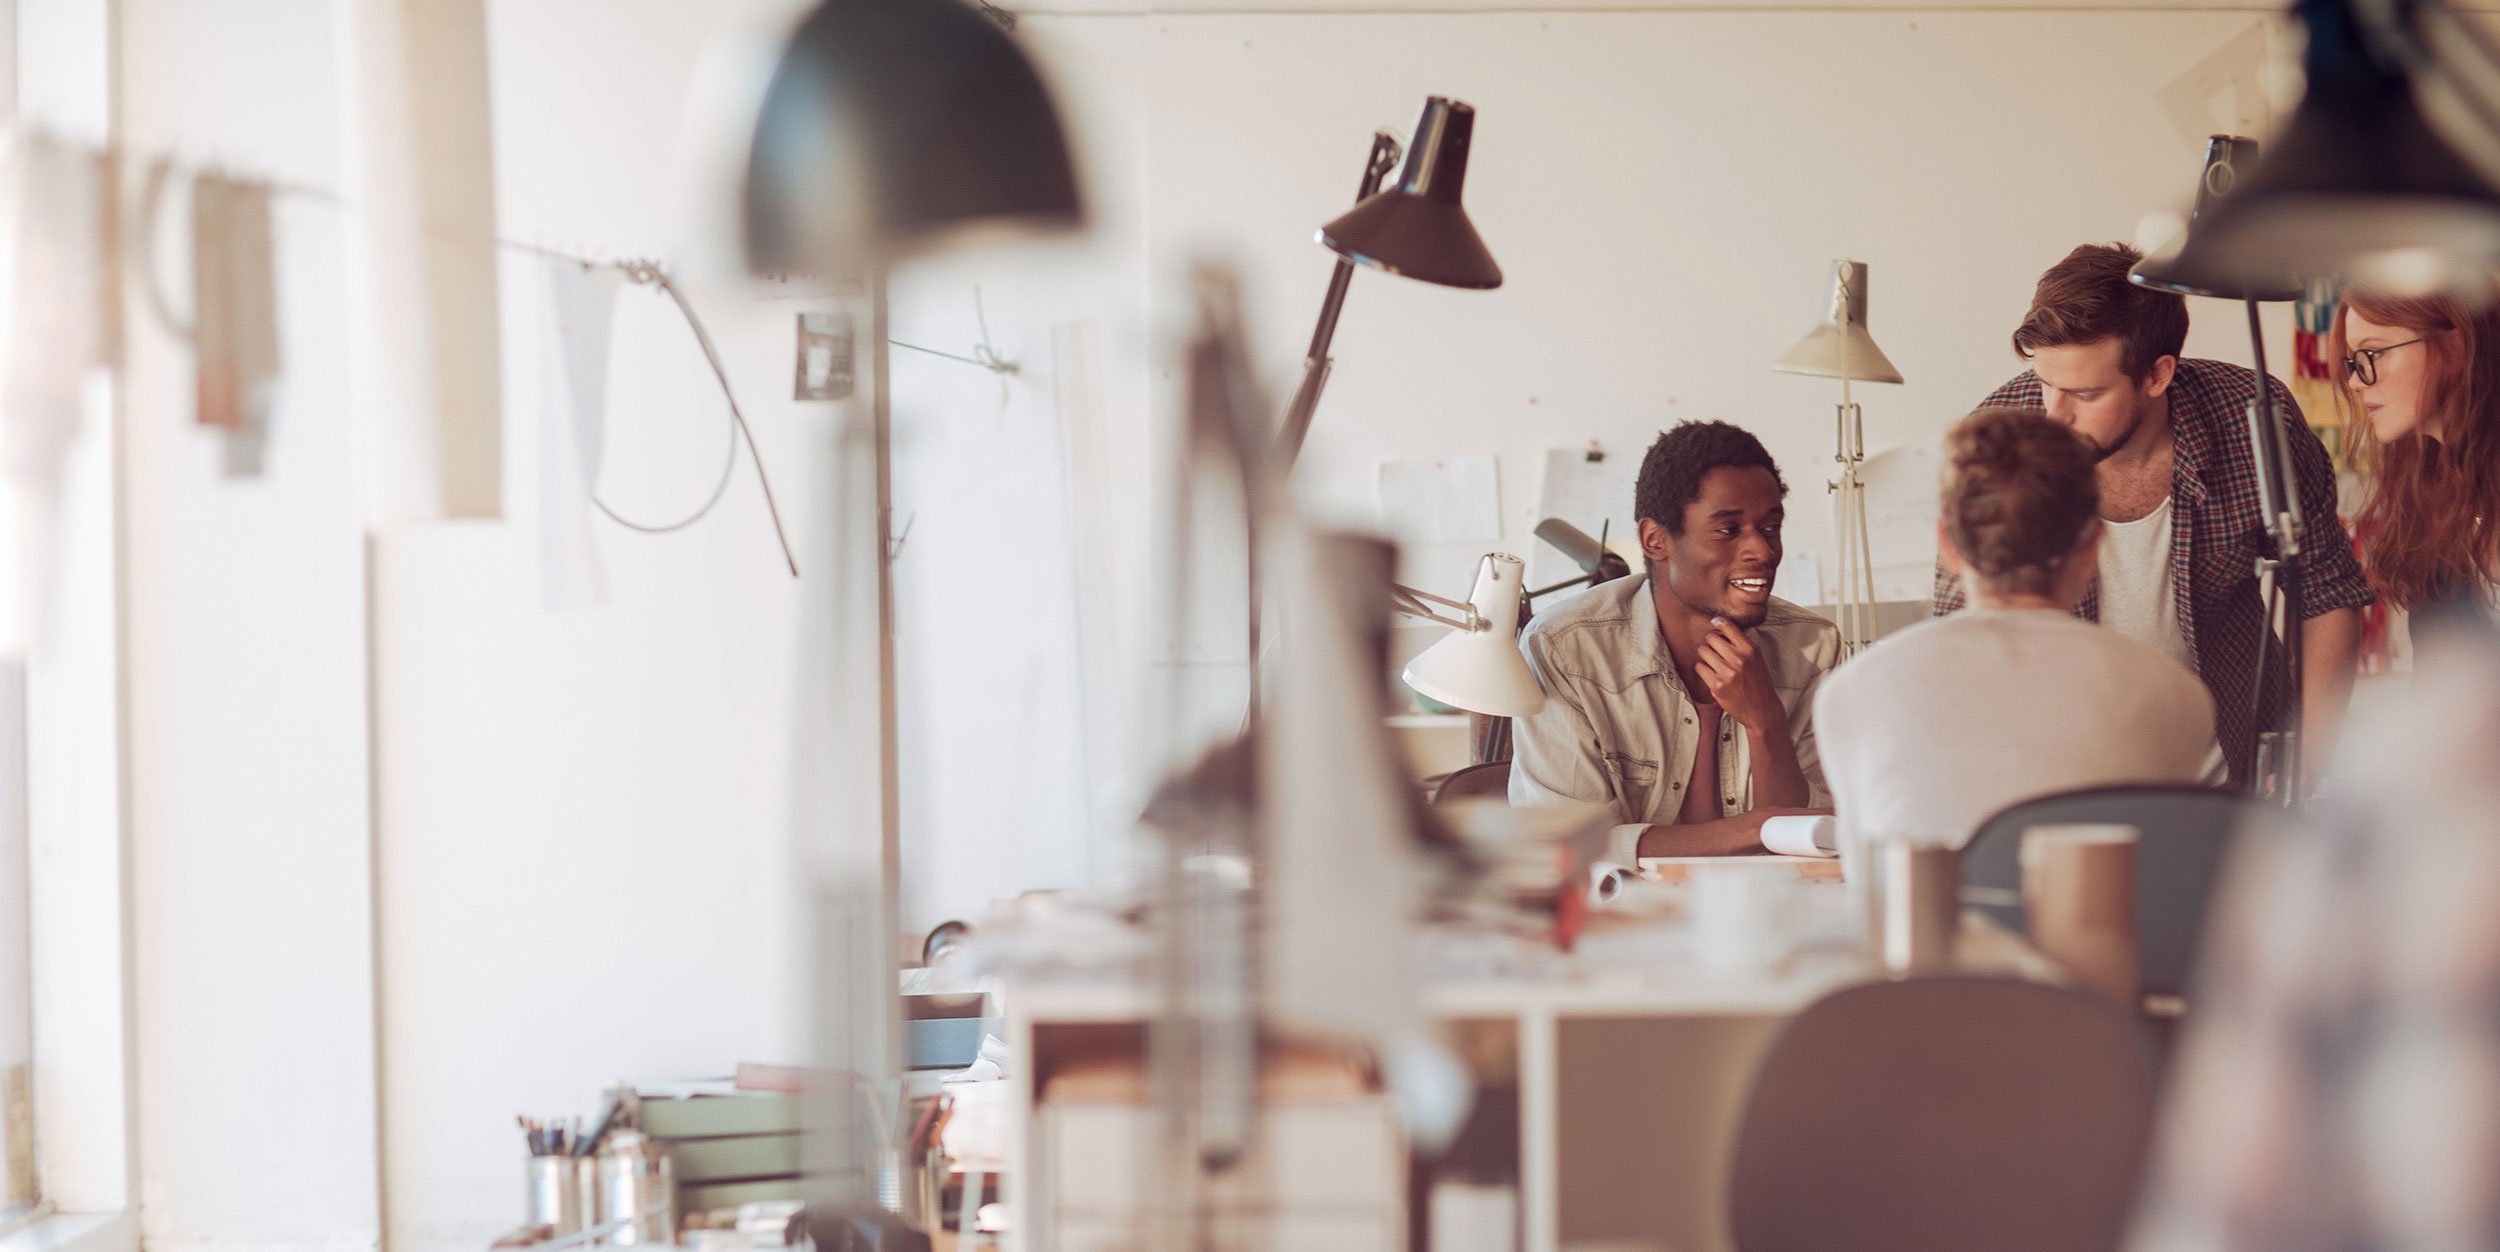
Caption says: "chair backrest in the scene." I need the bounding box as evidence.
[1728,975,2154,1252]
[1431,760,1511,807]
[1958,785,2247,999]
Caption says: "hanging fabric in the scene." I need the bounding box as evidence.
[541,262,624,608]
[191,175,283,477]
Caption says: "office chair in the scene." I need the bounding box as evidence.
[1431,760,1511,806]
[1958,785,2248,1001]
[1727,975,2154,1252]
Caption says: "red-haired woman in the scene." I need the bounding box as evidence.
[2334,288,2500,632]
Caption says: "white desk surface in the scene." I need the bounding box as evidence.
[992,893,2067,1252]
[998,903,2061,1024]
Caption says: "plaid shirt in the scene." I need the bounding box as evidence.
[1930,359,2374,789]
[2127,632,2500,1251]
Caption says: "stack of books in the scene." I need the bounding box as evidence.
[637,1083,805,1216]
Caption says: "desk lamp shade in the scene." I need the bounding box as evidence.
[1319,98,1503,290]
[742,0,1082,273]
[1403,554,1546,718]
[1773,260,1904,383]
[2132,135,2303,301]
[2164,0,2500,297]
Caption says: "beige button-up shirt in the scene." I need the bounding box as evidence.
[1508,574,1840,837]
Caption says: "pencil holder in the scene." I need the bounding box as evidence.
[525,1154,588,1235]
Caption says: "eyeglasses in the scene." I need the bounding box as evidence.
[2344,338,2424,386]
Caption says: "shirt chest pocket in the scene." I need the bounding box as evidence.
[1603,751,1659,817]
[2190,507,2259,591]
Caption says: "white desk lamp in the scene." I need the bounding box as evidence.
[1774,260,1903,656]
[1397,552,1546,718]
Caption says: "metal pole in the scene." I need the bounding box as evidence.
[2242,298,2306,800]
[1275,131,1403,464]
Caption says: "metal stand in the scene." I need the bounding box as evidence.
[1829,379,1877,656]
[2241,298,2307,803]
[1276,131,1404,464]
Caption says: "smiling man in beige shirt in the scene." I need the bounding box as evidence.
[1510,421,1840,862]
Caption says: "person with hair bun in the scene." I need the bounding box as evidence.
[1817,408,2215,850]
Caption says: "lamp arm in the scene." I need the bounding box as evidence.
[1277,130,1405,465]
[1390,583,1485,633]
[1525,572,1595,603]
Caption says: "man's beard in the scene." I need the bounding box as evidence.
[2091,406,2146,462]
[1664,575,1771,629]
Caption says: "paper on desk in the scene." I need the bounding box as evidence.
[1378,455,1499,546]
[1530,446,1637,589]
[1760,814,1839,857]
[938,1076,1011,1169]
[1638,854,1845,884]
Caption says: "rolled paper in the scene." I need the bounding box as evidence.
[1587,861,1631,906]
[2021,823,2139,1005]
[1760,814,1839,857]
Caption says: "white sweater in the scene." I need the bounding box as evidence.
[1813,608,2216,850]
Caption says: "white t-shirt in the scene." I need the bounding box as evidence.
[2096,497,2191,668]
[1814,608,2217,849]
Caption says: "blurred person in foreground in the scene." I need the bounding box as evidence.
[1818,407,2214,850]
[2128,622,2500,1251]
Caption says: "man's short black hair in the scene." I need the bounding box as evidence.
[1634,421,1788,535]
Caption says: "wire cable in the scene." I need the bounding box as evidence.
[117,152,804,576]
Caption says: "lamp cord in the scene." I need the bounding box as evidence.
[592,263,801,579]
[121,149,816,576]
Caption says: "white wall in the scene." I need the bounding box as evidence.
[77,3,2346,1251]
[113,3,382,1249]
[373,4,818,1246]
[883,17,1157,935]
[1121,9,2296,605]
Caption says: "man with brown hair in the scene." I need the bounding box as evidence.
[1930,242,2372,792]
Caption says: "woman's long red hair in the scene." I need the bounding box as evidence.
[2331,287,2500,609]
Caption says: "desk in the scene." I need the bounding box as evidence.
[994,894,2060,1252]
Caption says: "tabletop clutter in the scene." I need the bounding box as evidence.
[498,1065,817,1251]
[482,815,2145,1252]
[495,1042,1005,1252]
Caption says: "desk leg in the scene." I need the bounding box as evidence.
[1518,1007,1558,1252]
[1002,1007,1035,1252]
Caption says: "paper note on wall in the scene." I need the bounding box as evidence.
[1378,455,1500,546]
[1530,446,1638,590]
[1858,443,1945,602]
[1775,551,1822,608]
[2156,23,2271,153]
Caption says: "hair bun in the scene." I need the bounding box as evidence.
[1942,407,2101,594]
